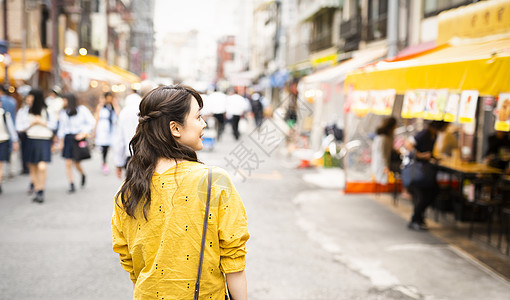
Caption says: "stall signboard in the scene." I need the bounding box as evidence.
[371,89,396,116]
[458,90,479,124]
[402,90,427,119]
[423,89,449,120]
[495,93,510,131]
[444,93,460,122]
[402,91,415,119]
[352,90,370,117]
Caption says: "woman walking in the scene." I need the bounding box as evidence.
[15,91,32,176]
[371,117,398,186]
[23,89,57,203]
[0,103,19,194]
[112,85,249,299]
[94,92,118,175]
[57,93,95,193]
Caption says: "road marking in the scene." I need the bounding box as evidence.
[386,243,449,252]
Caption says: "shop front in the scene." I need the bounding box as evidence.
[0,48,52,88]
[296,47,387,154]
[60,54,140,108]
[342,0,510,193]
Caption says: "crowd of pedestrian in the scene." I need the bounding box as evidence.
[200,86,268,142]
[0,82,159,203]
[0,80,268,204]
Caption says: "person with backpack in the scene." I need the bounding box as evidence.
[0,101,19,194]
[94,92,119,175]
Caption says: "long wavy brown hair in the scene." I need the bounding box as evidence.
[116,85,203,219]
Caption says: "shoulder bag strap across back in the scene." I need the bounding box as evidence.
[194,168,213,300]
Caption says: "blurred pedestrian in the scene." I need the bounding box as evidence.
[484,130,510,172]
[250,92,264,129]
[226,88,249,140]
[112,85,249,299]
[15,88,32,175]
[57,93,95,193]
[0,101,19,194]
[94,92,118,175]
[45,86,64,128]
[405,120,448,231]
[23,89,57,203]
[0,85,17,126]
[1,86,18,177]
[114,81,156,179]
[208,87,227,141]
[371,117,398,185]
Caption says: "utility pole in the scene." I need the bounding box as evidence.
[387,0,399,58]
[51,0,60,86]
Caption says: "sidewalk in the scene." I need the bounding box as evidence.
[299,167,510,299]
[373,191,510,281]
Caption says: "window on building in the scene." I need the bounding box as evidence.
[367,0,388,41]
[310,8,335,52]
[424,0,481,17]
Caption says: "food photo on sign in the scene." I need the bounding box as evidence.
[494,93,510,131]
[458,90,479,123]
[444,93,460,122]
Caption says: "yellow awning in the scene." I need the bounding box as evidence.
[63,55,140,84]
[0,61,39,84]
[345,38,510,96]
[8,48,52,72]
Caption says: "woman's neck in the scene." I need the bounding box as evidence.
[155,158,184,174]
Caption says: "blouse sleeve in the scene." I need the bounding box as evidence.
[111,202,136,283]
[5,112,18,142]
[80,106,96,134]
[45,109,58,131]
[57,111,66,139]
[214,168,250,274]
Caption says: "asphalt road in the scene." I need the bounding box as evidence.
[1,123,509,299]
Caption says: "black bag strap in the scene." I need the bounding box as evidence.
[194,168,213,300]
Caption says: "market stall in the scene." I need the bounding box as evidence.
[342,0,510,193]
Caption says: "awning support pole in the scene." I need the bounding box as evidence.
[387,0,399,58]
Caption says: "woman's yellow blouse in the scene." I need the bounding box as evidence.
[112,161,249,299]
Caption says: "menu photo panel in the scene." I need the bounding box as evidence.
[458,90,479,124]
[371,89,396,116]
[412,90,428,118]
[424,89,449,120]
[444,93,460,122]
[402,90,415,119]
[352,90,370,118]
[495,93,510,131]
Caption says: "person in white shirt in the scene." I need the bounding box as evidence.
[16,91,31,175]
[57,93,96,193]
[21,89,57,203]
[0,104,19,194]
[114,81,156,178]
[208,88,227,141]
[45,86,64,129]
[93,92,119,175]
[226,88,250,140]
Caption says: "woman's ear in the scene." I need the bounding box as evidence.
[169,121,181,138]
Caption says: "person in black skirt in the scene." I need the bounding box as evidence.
[57,93,95,193]
[22,89,57,203]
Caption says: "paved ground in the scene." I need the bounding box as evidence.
[0,123,509,299]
